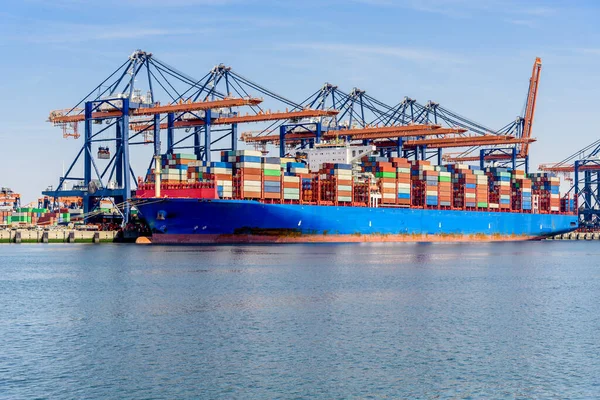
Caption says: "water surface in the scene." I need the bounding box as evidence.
[1,242,599,398]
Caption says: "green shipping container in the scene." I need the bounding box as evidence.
[376,172,396,178]
[477,202,488,208]
[263,169,281,177]
[438,176,451,182]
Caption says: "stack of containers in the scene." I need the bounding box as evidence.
[449,164,477,209]
[10,207,33,224]
[511,170,532,212]
[284,161,312,202]
[160,153,198,184]
[301,176,315,203]
[335,163,353,203]
[283,164,301,201]
[423,169,439,207]
[548,176,561,212]
[37,212,57,226]
[410,160,434,207]
[530,173,561,212]
[211,160,234,198]
[365,158,397,204]
[320,163,353,203]
[233,150,263,199]
[262,157,281,200]
[561,196,575,213]
[436,166,452,207]
[486,167,510,210]
[286,161,309,176]
[470,167,489,209]
[391,158,411,206]
[186,161,202,182]
[0,210,9,225]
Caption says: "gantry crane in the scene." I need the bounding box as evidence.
[242,81,531,163]
[44,51,338,221]
[539,138,600,227]
[443,57,542,171]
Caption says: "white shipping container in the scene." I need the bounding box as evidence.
[338,185,352,192]
[283,176,300,183]
[382,182,396,189]
[290,168,309,174]
[466,193,476,199]
[243,180,261,187]
[261,163,280,170]
[235,150,263,157]
[334,169,352,176]
[211,167,232,174]
[237,162,261,169]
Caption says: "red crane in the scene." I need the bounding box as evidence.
[520,57,542,158]
[444,57,542,164]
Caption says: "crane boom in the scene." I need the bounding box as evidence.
[130,109,339,131]
[520,57,542,157]
[48,97,263,124]
[242,124,455,143]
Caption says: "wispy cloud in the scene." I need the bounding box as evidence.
[283,42,466,64]
[18,25,210,44]
[575,48,600,55]
[349,0,559,19]
[507,19,537,28]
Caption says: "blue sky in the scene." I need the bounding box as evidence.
[1,0,599,202]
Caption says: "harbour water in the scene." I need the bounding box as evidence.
[2,242,599,398]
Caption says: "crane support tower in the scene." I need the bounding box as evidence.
[540,139,600,228]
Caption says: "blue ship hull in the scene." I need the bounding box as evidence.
[135,198,579,243]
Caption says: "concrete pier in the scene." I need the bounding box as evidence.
[549,232,600,240]
[0,229,119,243]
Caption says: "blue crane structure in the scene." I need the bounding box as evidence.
[539,138,600,228]
[43,50,543,225]
[44,50,338,222]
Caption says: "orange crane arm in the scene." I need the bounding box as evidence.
[385,136,534,149]
[539,164,575,173]
[349,127,467,140]
[48,97,263,124]
[130,109,339,131]
[520,57,542,157]
[444,153,517,163]
[242,124,462,144]
[133,97,262,116]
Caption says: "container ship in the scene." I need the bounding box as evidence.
[133,148,578,243]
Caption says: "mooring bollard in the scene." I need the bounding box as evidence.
[14,231,21,244]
